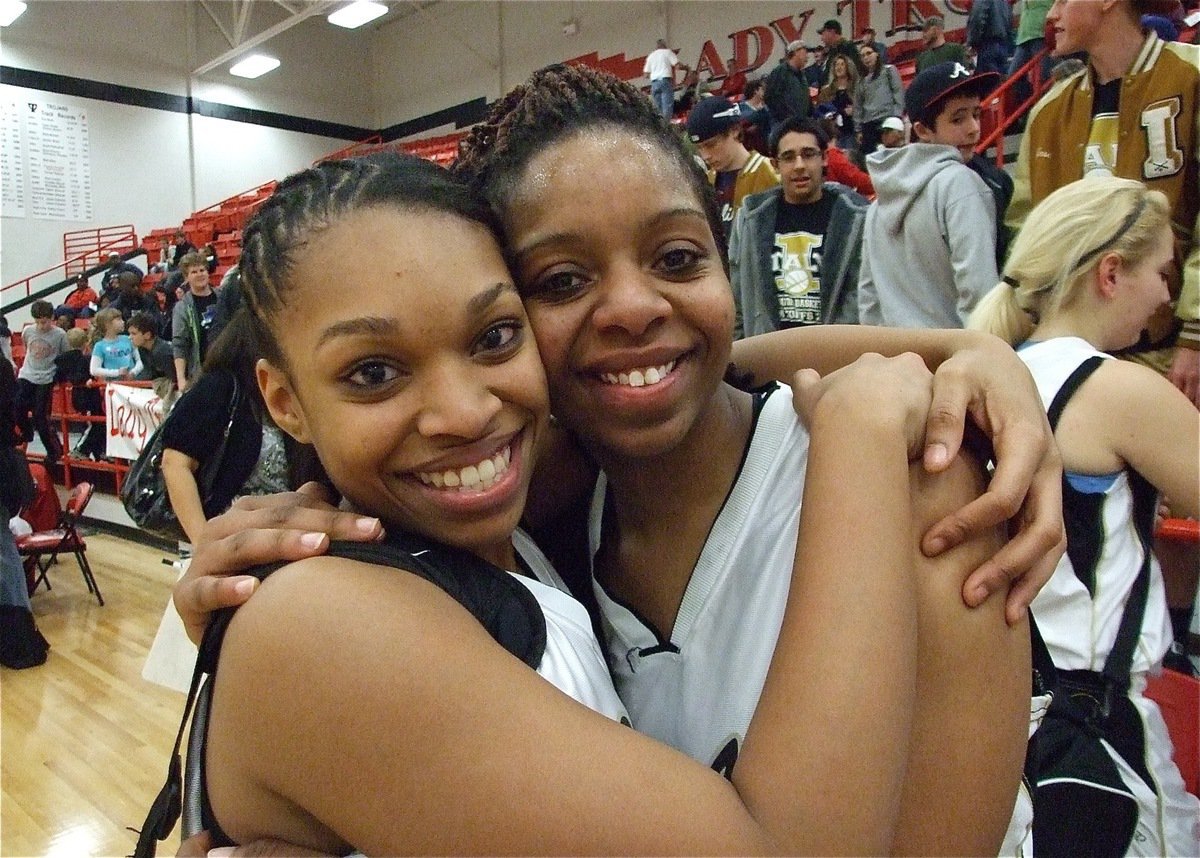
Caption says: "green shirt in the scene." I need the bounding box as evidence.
[1015,0,1052,45]
[915,42,969,73]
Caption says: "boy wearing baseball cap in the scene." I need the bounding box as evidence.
[858,62,1002,329]
[686,96,778,237]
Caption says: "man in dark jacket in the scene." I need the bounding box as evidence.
[764,41,811,133]
[817,19,866,77]
[966,0,1013,80]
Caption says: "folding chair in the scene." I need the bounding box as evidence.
[17,481,103,606]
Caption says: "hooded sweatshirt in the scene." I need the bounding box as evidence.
[858,142,998,328]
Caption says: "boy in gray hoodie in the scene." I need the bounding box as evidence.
[858,63,1001,328]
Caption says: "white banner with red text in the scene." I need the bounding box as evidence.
[105,383,164,460]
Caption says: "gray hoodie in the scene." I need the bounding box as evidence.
[858,143,998,328]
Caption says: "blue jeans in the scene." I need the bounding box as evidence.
[650,78,674,119]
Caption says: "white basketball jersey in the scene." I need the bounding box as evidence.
[588,386,807,769]
[1018,338,1173,676]
[512,529,629,724]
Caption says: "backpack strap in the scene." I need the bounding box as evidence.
[133,533,547,857]
[1044,355,1152,714]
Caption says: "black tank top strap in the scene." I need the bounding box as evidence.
[135,532,547,856]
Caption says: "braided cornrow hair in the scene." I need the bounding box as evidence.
[238,151,502,369]
[454,63,726,268]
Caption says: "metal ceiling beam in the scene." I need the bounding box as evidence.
[191,0,340,77]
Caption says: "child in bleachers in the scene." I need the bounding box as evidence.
[54,327,104,461]
[14,301,66,466]
[88,307,142,382]
[858,63,1001,328]
[970,176,1199,856]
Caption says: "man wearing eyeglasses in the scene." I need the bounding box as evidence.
[727,116,868,338]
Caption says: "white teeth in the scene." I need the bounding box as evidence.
[416,445,512,493]
[600,360,676,388]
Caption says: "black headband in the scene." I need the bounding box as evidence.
[1075,196,1148,270]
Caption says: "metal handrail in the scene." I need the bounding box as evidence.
[975,46,1054,166]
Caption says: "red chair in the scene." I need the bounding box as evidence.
[1145,669,1199,797]
[17,481,103,606]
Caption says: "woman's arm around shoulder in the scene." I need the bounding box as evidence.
[207,554,801,855]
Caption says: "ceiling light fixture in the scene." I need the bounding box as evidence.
[328,1,387,29]
[0,0,27,27]
[229,54,281,79]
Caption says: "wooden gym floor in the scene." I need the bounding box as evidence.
[2,532,185,858]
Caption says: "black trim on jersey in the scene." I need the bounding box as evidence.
[134,533,547,857]
[1028,354,1161,817]
[591,383,779,653]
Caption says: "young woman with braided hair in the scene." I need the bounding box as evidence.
[174,66,1065,856]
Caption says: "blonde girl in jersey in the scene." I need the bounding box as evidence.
[971,176,1200,856]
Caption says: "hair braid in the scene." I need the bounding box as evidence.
[238,152,502,371]
[454,64,726,265]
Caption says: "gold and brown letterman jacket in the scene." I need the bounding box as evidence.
[1008,32,1200,360]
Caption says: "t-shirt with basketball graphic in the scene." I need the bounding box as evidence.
[771,192,835,328]
[1083,78,1121,178]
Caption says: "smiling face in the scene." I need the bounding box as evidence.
[1047,0,1104,56]
[184,263,210,294]
[259,206,547,568]
[502,128,734,461]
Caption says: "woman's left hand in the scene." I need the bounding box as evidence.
[917,336,1066,625]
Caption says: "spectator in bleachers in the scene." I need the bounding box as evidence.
[879,116,907,148]
[737,78,771,152]
[816,19,866,77]
[686,96,779,238]
[169,230,197,270]
[172,251,219,393]
[202,241,219,274]
[719,57,747,100]
[916,16,969,73]
[53,273,97,322]
[14,301,66,466]
[858,27,888,62]
[728,117,867,336]
[812,104,875,197]
[0,354,47,671]
[643,39,680,120]
[53,312,74,335]
[1008,0,1055,110]
[806,45,827,88]
[0,315,12,367]
[128,312,174,385]
[162,310,289,545]
[854,43,904,155]
[99,250,143,294]
[764,41,812,132]
[969,176,1199,857]
[858,63,1001,328]
[1007,0,1200,407]
[89,307,142,383]
[967,0,1015,81]
[817,54,859,152]
[103,271,156,321]
[55,327,105,461]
